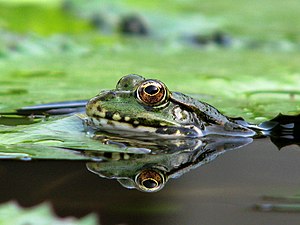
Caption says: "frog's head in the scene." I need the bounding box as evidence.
[86,74,255,138]
[86,74,204,138]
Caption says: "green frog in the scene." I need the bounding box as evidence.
[85,74,257,139]
[14,74,298,146]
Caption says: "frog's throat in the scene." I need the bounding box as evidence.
[87,117,203,139]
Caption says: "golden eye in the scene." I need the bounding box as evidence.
[136,80,169,107]
[135,169,165,192]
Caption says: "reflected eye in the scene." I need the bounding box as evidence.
[136,80,169,107]
[135,169,165,192]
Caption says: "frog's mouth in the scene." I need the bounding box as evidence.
[86,112,203,139]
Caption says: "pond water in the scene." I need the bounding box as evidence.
[0,138,299,225]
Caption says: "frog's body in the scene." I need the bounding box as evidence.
[85,74,256,139]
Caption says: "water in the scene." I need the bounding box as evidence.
[0,138,299,225]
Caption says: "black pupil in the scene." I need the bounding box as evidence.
[144,85,159,95]
[142,179,158,189]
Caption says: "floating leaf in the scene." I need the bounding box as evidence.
[0,201,98,225]
[0,116,150,160]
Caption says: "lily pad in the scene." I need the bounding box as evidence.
[0,201,98,225]
[0,115,150,160]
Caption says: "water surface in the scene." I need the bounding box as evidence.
[0,138,299,225]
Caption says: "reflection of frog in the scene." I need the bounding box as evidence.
[86,136,252,192]
[85,74,256,139]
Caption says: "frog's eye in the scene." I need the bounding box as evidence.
[135,169,165,192]
[136,80,169,107]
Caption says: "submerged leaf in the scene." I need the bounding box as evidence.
[0,115,149,160]
[0,201,98,225]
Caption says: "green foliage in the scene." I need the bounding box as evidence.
[0,116,149,159]
[0,201,98,225]
[0,2,91,35]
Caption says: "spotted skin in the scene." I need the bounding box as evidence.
[86,74,256,138]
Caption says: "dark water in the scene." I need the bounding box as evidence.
[0,138,299,225]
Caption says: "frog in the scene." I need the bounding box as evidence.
[14,74,298,146]
[85,74,257,139]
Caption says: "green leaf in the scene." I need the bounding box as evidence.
[0,2,91,35]
[0,116,149,160]
[0,201,98,225]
